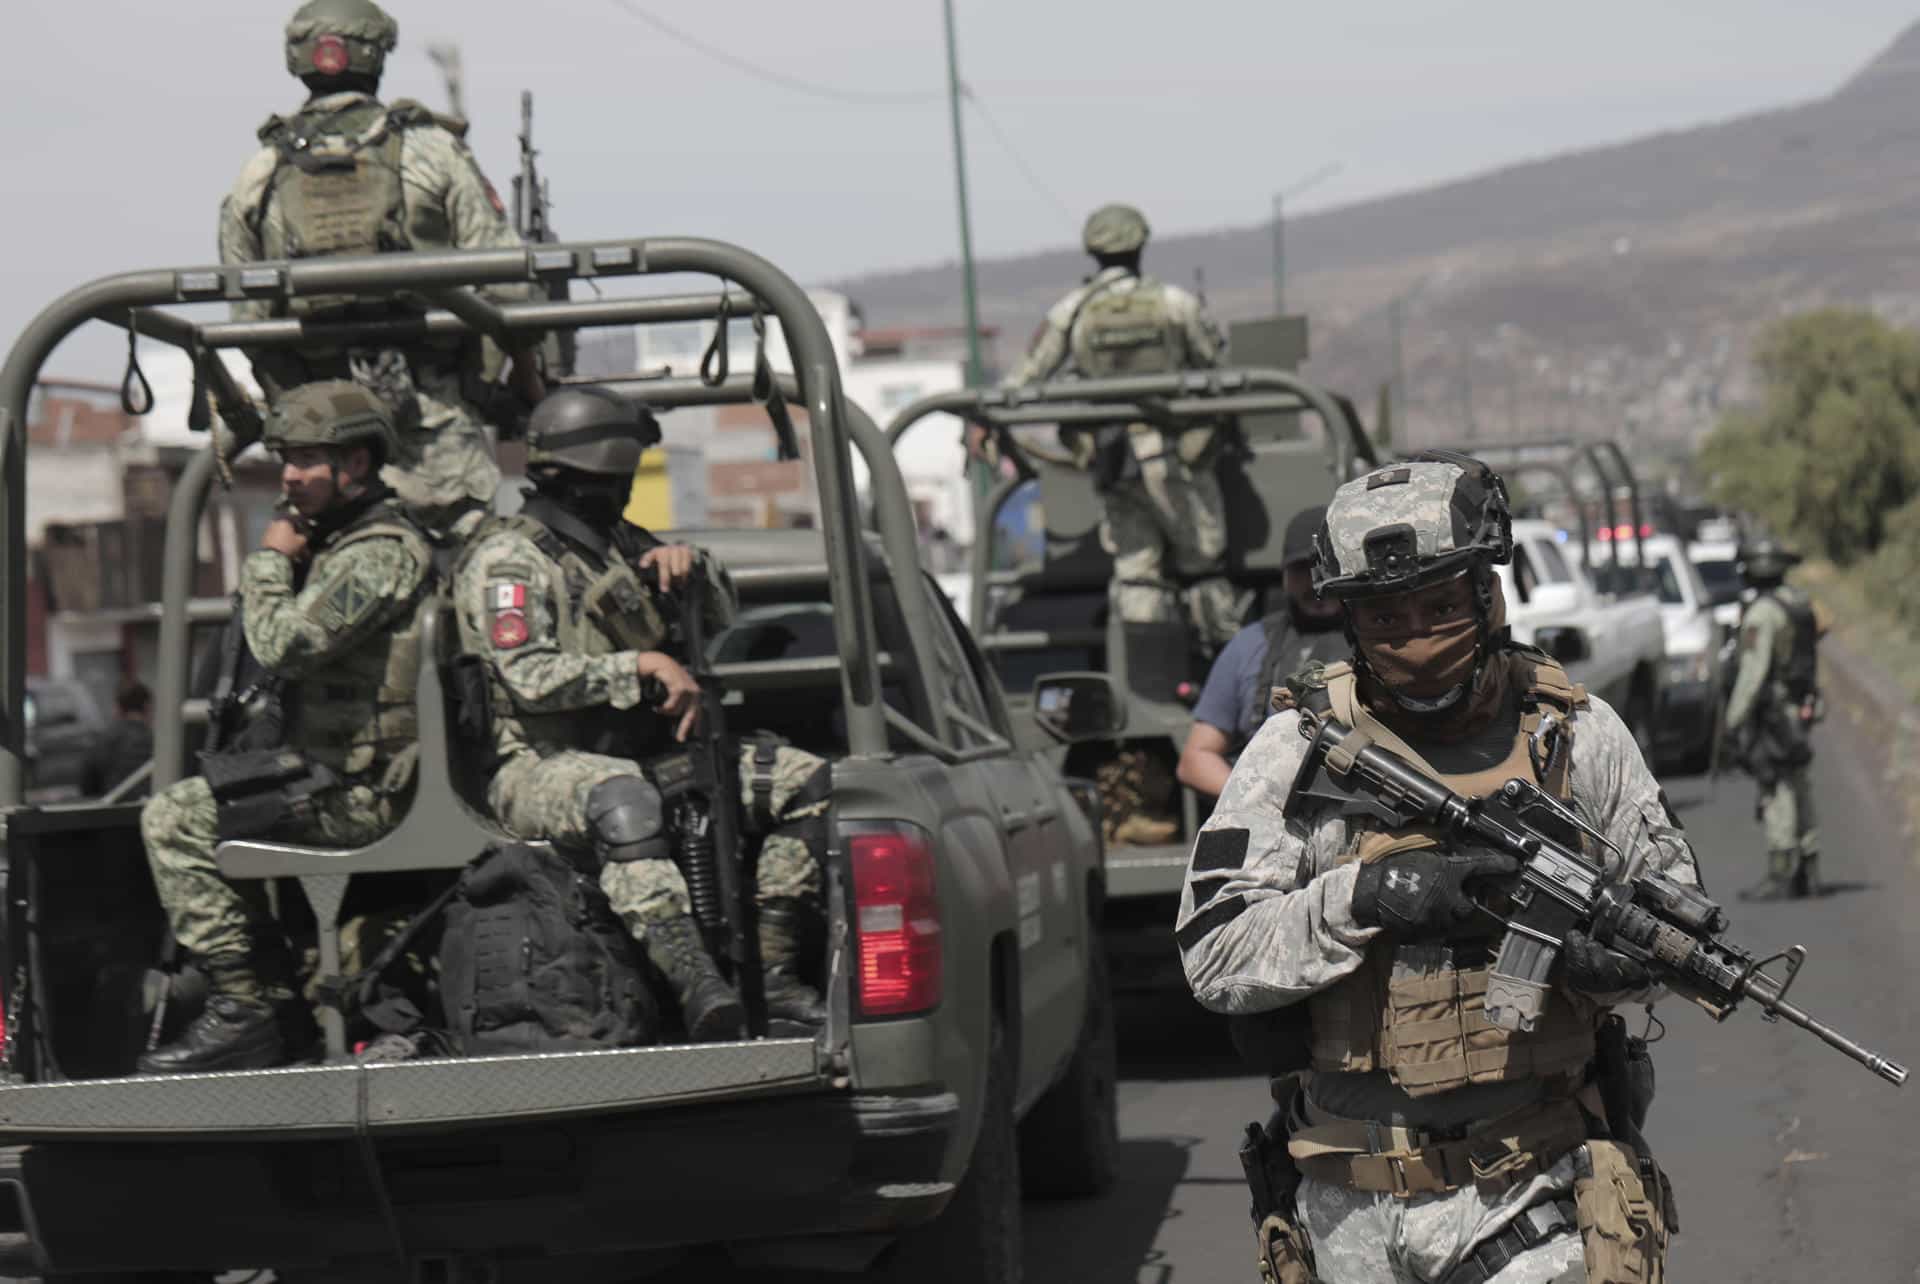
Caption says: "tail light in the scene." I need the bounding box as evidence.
[849,825,943,1017]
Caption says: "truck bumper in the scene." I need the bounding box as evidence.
[1655,681,1716,759]
[0,1040,959,1275]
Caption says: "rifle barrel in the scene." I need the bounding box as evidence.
[1741,970,1907,1086]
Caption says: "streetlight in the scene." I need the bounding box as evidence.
[941,0,985,389]
[1271,162,1342,316]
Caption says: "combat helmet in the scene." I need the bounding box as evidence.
[285,0,399,82]
[1737,538,1801,586]
[525,387,663,480]
[1313,450,1513,601]
[262,379,399,467]
[1082,204,1150,257]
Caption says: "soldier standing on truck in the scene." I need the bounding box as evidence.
[1180,453,1689,1283]
[451,388,832,1040]
[1177,505,1346,798]
[1005,202,1240,657]
[140,383,434,1073]
[1724,538,1827,901]
[217,0,546,539]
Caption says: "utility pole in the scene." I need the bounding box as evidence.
[941,0,985,388]
[1271,163,1341,317]
[1388,295,1406,448]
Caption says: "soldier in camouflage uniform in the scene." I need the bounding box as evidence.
[1179,453,1690,1283]
[218,0,546,538]
[452,388,832,1041]
[1006,203,1240,652]
[140,382,434,1073]
[1725,539,1825,901]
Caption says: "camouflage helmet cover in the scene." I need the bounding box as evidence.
[525,387,663,479]
[1082,203,1150,256]
[1313,452,1513,600]
[1737,538,1801,583]
[262,379,399,463]
[285,0,398,81]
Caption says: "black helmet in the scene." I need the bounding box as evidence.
[1737,539,1801,586]
[525,387,662,480]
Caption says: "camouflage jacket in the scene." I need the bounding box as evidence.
[1725,586,1823,732]
[1004,266,1225,387]
[1176,689,1701,1016]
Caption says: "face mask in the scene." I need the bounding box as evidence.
[1356,616,1480,700]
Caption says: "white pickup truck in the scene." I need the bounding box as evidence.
[1498,519,1669,755]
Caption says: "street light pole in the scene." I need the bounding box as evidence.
[942,0,985,388]
[1271,162,1341,318]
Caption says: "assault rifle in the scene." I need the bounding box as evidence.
[638,565,766,1035]
[1294,713,1908,1087]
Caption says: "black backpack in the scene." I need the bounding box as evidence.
[438,843,659,1055]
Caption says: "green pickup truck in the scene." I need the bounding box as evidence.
[0,240,1113,1281]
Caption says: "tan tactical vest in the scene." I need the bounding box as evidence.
[1303,653,1603,1097]
[1068,277,1182,379]
[461,513,670,763]
[283,508,434,789]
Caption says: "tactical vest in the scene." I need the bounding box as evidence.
[282,501,435,787]
[1295,652,1603,1097]
[1249,613,1348,739]
[1067,276,1182,379]
[458,511,670,765]
[1766,586,1819,701]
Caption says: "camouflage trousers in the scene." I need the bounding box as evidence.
[142,774,403,963]
[1100,425,1241,648]
[1296,1152,1587,1283]
[486,743,829,943]
[377,367,502,539]
[1759,763,1817,858]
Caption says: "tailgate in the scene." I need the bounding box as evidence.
[0,1038,826,1140]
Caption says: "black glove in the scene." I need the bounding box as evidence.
[1561,931,1654,993]
[1350,849,1518,936]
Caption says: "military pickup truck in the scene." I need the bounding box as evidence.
[0,240,1113,1281]
[887,380,1377,987]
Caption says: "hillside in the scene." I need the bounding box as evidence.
[834,22,1920,453]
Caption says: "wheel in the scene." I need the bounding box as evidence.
[874,1018,1021,1283]
[1017,941,1118,1199]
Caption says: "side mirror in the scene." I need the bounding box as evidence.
[1535,626,1591,665]
[1524,582,1580,616]
[1031,672,1128,744]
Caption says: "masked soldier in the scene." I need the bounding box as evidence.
[1724,539,1824,901]
[1006,203,1239,654]
[451,388,832,1041]
[140,382,434,1073]
[1179,453,1691,1284]
[218,0,546,538]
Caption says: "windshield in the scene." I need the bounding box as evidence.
[1650,556,1684,606]
[1693,558,1743,606]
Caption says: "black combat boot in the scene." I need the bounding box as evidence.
[136,955,285,1074]
[644,917,746,1042]
[1740,849,1799,903]
[759,897,828,1032]
[1790,851,1824,899]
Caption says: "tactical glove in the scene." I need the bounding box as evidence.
[1560,931,1654,994]
[1350,849,1518,936]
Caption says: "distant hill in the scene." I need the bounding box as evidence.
[833,22,1920,454]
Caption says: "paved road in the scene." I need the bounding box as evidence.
[1016,711,1920,1283]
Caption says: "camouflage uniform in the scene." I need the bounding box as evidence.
[1725,585,1821,890]
[144,504,431,970]
[1007,266,1240,647]
[1180,691,1694,1283]
[451,518,827,942]
[219,89,529,534]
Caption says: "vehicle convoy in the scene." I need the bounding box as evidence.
[887,376,1377,984]
[0,240,1115,1280]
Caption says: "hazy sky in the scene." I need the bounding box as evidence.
[5,1,1915,381]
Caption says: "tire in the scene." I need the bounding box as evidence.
[875,1018,1021,1283]
[1017,941,1118,1199]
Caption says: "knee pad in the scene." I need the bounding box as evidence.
[585,776,670,864]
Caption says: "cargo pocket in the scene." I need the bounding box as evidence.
[1254,1212,1314,1284]
[1574,1141,1667,1284]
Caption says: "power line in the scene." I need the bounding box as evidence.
[608,0,943,105]
[963,86,1076,225]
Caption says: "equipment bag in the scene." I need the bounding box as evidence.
[439,843,659,1054]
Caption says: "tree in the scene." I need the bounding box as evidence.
[1700,309,1920,563]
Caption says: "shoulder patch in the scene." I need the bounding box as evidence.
[1192,827,1251,873]
[489,579,530,650]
